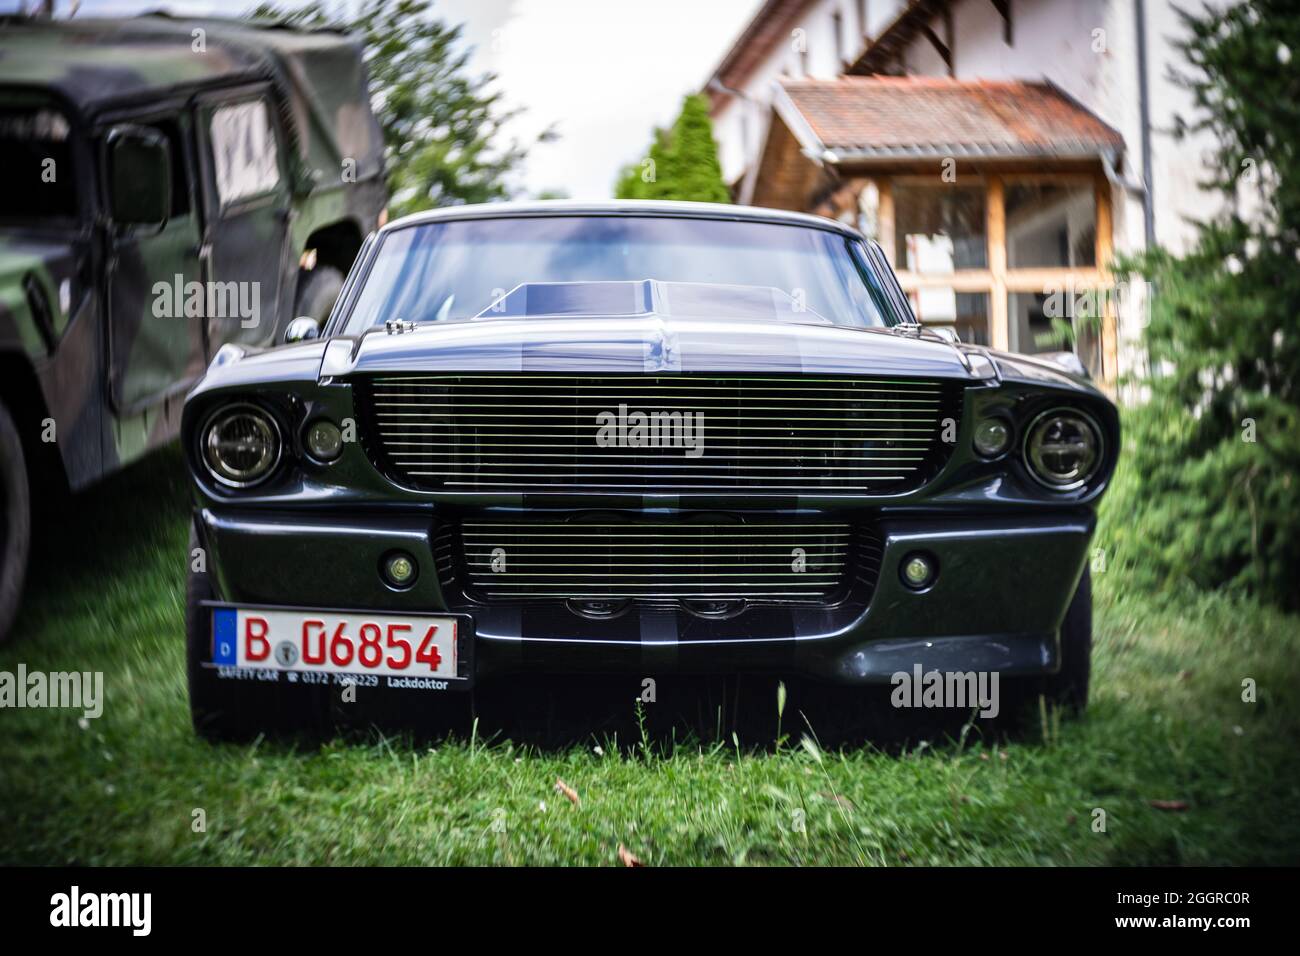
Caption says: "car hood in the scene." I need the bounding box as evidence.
[332,315,985,381]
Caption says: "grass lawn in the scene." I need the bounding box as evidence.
[1,447,1298,866]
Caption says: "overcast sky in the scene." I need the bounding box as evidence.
[36,0,762,199]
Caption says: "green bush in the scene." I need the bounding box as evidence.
[1106,1,1300,609]
[615,94,729,202]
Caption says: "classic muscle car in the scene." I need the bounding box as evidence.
[182,200,1118,739]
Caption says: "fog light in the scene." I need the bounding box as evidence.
[382,552,417,588]
[973,417,1011,457]
[900,552,935,590]
[305,419,343,462]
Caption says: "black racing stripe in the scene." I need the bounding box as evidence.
[508,334,527,372]
[638,606,678,671]
[495,606,523,667]
[675,327,807,373]
[771,606,799,667]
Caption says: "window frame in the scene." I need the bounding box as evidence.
[202,91,286,215]
[332,213,911,334]
[858,171,1115,379]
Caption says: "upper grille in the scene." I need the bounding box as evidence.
[356,373,962,494]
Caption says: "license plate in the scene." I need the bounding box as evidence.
[210,606,462,682]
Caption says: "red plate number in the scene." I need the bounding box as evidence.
[297,620,444,672]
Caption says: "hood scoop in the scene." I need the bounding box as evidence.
[476,279,834,324]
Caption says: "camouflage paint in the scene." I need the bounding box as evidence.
[0,230,105,489]
[0,235,71,358]
[0,13,385,490]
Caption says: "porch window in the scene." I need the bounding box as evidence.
[856,173,1115,381]
[908,290,991,347]
[1008,290,1104,379]
[892,183,987,271]
[1005,182,1096,268]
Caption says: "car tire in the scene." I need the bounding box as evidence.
[291,265,345,333]
[0,401,31,646]
[1004,567,1091,720]
[187,525,336,741]
[1042,566,1092,712]
[185,525,237,740]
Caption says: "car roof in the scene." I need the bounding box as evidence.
[2,15,281,109]
[383,199,861,239]
[0,13,383,182]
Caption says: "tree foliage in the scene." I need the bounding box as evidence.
[615,94,729,202]
[249,0,552,215]
[1111,0,1300,609]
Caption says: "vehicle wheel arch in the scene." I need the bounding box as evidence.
[0,351,69,495]
[300,218,364,279]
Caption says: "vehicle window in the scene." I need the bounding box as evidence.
[342,216,896,333]
[210,99,279,206]
[0,107,77,221]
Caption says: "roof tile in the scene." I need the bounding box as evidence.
[779,77,1123,159]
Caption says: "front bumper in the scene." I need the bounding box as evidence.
[196,508,1094,685]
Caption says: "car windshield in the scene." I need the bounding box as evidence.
[339,215,898,333]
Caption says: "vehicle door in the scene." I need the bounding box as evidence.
[195,86,293,349]
[102,109,206,413]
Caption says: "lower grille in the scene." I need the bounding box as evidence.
[454,518,879,605]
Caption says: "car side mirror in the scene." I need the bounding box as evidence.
[106,125,171,229]
[283,316,322,344]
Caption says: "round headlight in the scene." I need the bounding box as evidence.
[305,419,343,462]
[1024,408,1103,490]
[202,405,281,487]
[972,417,1012,457]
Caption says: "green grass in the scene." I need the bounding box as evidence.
[1,447,1298,865]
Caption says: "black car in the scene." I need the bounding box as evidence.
[182,200,1118,739]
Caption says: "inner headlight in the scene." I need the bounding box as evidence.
[304,419,343,462]
[202,405,281,487]
[1024,408,1103,490]
[972,417,1012,457]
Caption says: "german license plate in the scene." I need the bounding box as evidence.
[210,606,462,683]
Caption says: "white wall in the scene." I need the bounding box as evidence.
[714,0,1141,238]
[895,0,1231,375]
[716,0,1228,254]
[713,0,892,183]
[1143,0,1230,253]
[898,0,1224,258]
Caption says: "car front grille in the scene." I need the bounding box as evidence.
[355,373,963,494]
[444,518,880,606]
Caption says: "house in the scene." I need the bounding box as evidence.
[704,0,1223,383]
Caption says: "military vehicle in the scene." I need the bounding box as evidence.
[0,14,388,642]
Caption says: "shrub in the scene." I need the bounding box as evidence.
[1110,1,1300,609]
